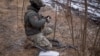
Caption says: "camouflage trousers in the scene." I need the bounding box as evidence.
[27,27,53,49]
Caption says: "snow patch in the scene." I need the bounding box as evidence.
[42,0,100,19]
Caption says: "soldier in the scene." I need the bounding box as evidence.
[24,0,53,50]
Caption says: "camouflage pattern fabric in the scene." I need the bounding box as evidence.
[27,27,53,49]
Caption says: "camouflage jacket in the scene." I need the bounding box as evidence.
[24,6,46,36]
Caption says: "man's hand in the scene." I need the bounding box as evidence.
[45,16,51,23]
[40,15,51,23]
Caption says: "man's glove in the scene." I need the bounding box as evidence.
[40,15,51,23]
[45,16,51,23]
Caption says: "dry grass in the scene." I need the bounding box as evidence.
[0,0,100,56]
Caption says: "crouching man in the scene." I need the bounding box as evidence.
[24,0,53,50]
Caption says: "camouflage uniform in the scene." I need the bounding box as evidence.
[28,27,53,49]
[24,0,52,49]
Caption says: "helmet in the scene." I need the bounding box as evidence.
[30,0,45,7]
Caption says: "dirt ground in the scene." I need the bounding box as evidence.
[0,0,99,56]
